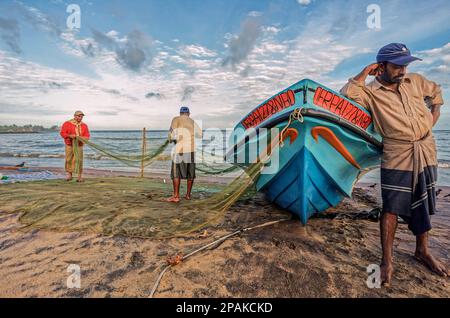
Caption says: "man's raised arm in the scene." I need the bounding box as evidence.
[340,63,381,110]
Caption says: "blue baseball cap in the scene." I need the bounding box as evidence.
[180,106,190,113]
[376,43,422,66]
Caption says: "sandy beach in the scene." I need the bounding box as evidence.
[0,168,448,298]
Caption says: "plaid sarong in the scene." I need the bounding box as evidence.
[380,132,438,235]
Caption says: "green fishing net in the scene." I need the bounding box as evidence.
[0,163,263,239]
[0,129,281,238]
[72,136,241,176]
[73,137,170,170]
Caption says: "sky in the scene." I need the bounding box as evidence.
[0,0,449,130]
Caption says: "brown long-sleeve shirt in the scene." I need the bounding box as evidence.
[340,73,443,142]
[340,73,443,174]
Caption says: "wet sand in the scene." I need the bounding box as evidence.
[0,169,448,298]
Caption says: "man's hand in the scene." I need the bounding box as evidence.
[365,63,383,76]
[430,104,441,126]
[68,134,76,139]
[353,63,382,83]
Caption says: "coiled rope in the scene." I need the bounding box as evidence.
[280,108,303,147]
[149,218,290,298]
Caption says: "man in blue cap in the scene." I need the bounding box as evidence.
[166,106,202,202]
[341,43,448,286]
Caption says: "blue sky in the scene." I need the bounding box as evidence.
[0,0,449,129]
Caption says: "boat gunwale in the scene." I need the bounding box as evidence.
[225,108,383,161]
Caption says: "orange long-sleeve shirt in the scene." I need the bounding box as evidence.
[60,120,90,146]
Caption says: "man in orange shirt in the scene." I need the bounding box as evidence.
[60,111,90,182]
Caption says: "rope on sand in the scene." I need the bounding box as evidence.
[149,218,290,298]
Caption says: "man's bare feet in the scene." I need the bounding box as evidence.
[76,178,84,183]
[380,262,394,287]
[184,194,191,200]
[66,173,73,181]
[414,251,449,277]
[165,196,180,203]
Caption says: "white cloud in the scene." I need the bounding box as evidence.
[252,40,288,55]
[169,55,185,64]
[1,1,449,129]
[15,1,61,36]
[411,42,450,90]
[179,45,217,58]
[0,51,175,129]
[264,26,281,35]
[248,11,263,17]
[0,19,365,130]
[297,0,312,6]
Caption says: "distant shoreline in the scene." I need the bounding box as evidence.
[0,131,41,134]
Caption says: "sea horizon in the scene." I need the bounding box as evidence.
[2,129,450,186]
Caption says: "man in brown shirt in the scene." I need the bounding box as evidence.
[340,43,448,286]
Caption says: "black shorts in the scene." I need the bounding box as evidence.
[171,152,196,180]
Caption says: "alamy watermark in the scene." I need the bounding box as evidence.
[66,264,81,289]
[366,264,381,289]
[367,4,381,30]
[66,4,81,30]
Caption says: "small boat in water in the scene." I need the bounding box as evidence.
[226,79,382,224]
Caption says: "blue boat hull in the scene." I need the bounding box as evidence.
[227,79,382,224]
[264,147,343,224]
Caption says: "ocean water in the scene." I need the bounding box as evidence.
[1,130,450,186]
[0,130,230,174]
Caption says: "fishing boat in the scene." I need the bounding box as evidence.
[226,79,382,224]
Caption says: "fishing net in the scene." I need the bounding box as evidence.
[72,137,170,171]
[0,163,264,239]
[72,136,241,176]
[0,124,287,238]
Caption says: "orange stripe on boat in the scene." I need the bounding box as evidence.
[311,126,361,170]
[282,128,298,145]
[265,128,298,157]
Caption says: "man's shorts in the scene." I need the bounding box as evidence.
[171,152,196,180]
